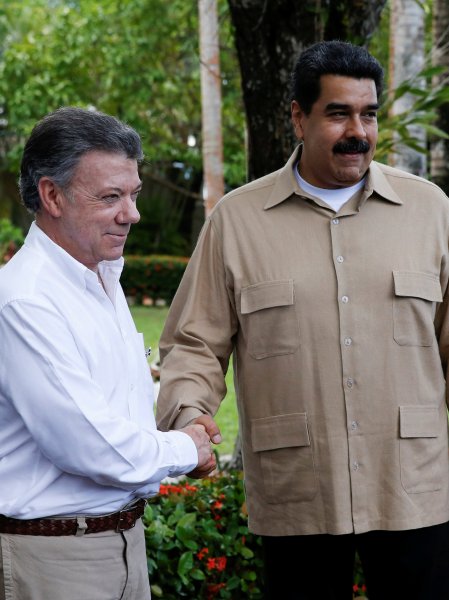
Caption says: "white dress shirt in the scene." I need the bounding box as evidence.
[0,222,198,518]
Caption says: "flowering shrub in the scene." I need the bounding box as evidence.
[353,554,368,598]
[143,472,263,599]
[143,470,368,599]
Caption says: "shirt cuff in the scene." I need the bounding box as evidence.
[173,407,204,429]
[165,429,199,477]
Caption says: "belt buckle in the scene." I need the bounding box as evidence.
[116,506,136,533]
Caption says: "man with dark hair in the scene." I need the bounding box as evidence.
[157,41,449,599]
[0,107,219,600]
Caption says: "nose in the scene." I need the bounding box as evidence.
[346,116,366,139]
[116,196,140,225]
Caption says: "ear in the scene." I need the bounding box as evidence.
[291,100,306,141]
[37,177,65,218]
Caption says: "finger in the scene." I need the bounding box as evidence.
[195,415,222,444]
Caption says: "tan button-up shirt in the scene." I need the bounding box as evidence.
[157,147,449,536]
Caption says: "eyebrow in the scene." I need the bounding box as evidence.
[325,102,380,111]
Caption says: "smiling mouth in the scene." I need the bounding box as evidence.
[107,233,128,240]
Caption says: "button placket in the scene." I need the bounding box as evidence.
[330,217,362,495]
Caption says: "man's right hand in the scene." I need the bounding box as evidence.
[181,423,215,473]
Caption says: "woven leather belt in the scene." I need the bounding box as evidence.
[0,499,146,536]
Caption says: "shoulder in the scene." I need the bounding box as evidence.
[212,170,281,215]
[0,245,52,311]
[373,161,448,200]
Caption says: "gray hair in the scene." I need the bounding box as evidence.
[19,107,144,213]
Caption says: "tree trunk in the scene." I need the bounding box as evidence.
[388,0,426,176]
[199,0,225,216]
[227,0,387,182]
[430,0,449,194]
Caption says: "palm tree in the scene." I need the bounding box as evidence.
[430,0,449,194]
[199,0,225,216]
[388,0,426,176]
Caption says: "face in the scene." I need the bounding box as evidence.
[40,150,141,272]
[292,74,379,189]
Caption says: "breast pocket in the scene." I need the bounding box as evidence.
[393,271,442,346]
[240,279,300,359]
[399,406,446,493]
[252,413,317,503]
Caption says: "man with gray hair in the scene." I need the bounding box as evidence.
[0,107,220,600]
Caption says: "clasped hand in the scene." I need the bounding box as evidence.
[181,415,222,479]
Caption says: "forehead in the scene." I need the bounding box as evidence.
[316,74,378,107]
[71,150,140,187]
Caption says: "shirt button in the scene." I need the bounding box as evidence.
[332,218,339,225]
[341,295,349,303]
[336,255,344,263]
[351,421,358,431]
[347,378,354,388]
[130,383,135,391]
[353,461,360,471]
[344,337,352,346]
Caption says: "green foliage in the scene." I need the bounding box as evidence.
[353,554,368,598]
[126,191,193,256]
[0,218,24,263]
[376,64,449,163]
[144,472,264,599]
[0,0,246,186]
[122,254,188,303]
[368,1,449,165]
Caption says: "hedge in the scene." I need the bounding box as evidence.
[122,254,189,304]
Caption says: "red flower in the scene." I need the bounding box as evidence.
[353,584,359,592]
[212,500,223,510]
[184,483,198,492]
[206,582,226,599]
[206,557,216,570]
[197,547,209,560]
[215,556,227,571]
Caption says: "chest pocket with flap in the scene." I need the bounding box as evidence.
[240,279,300,359]
[393,271,442,346]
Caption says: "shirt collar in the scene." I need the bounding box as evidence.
[264,145,403,210]
[365,161,403,205]
[25,222,124,291]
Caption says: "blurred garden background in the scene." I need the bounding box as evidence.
[0,0,448,597]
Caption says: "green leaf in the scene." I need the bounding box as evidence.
[190,568,206,581]
[240,546,254,559]
[150,584,163,598]
[177,551,194,577]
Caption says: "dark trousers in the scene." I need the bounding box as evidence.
[262,521,449,600]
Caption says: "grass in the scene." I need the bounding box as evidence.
[131,305,239,456]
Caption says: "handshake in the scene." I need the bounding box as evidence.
[181,415,222,479]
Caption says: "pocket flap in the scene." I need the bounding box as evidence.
[241,280,294,314]
[393,271,442,302]
[252,413,310,452]
[400,406,439,438]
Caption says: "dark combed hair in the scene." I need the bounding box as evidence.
[290,40,384,115]
[19,107,144,213]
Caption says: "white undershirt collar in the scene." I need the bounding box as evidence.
[294,161,366,212]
